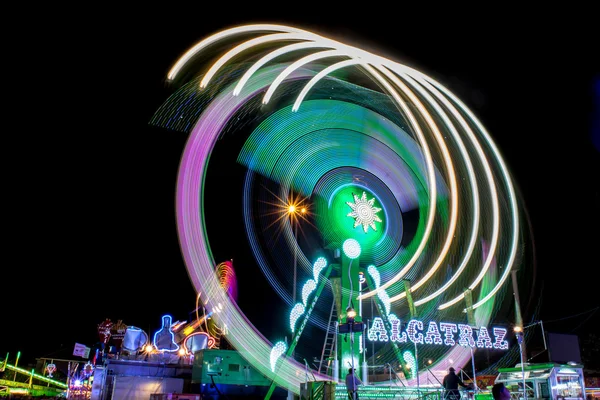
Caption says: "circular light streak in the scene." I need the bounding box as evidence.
[157,23,525,394]
[342,238,361,259]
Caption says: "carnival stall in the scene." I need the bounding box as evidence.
[495,363,586,400]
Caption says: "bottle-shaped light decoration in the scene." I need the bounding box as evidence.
[152,315,180,352]
[46,363,57,377]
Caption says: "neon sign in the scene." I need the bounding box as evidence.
[46,363,56,377]
[367,317,509,350]
[153,315,180,352]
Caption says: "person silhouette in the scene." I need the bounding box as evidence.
[492,383,511,400]
[346,368,363,400]
[443,367,468,400]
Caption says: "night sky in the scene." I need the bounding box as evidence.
[4,6,598,368]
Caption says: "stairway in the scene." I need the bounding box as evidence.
[318,297,338,376]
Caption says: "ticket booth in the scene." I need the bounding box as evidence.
[495,363,586,400]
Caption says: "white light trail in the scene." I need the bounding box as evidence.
[168,24,308,81]
[200,32,318,89]
[263,49,349,104]
[233,42,334,96]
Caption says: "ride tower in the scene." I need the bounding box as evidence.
[337,238,364,381]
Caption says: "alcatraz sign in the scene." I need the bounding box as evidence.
[367,317,509,350]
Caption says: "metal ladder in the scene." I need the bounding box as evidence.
[318,297,337,376]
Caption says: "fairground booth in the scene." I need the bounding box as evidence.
[495,363,586,400]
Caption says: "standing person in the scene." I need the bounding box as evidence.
[443,367,468,400]
[346,368,363,400]
[492,383,511,400]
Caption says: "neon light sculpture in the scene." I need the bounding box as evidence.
[152,23,529,394]
[346,191,382,233]
[270,341,287,372]
[153,315,179,352]
[46,363,56,377]
[403,350,417,374]
[184,332,215,353]
[342,239,361,259]
[122,326,149,353]
[83,362,94,377]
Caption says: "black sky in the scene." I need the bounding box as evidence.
[4,6,599,366]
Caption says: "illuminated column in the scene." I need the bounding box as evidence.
[404,280,419,388]
[292,221,298,305]
[339,239,362,377]
[67,361,71,398]
[403,279,417,318]
[464,289,475,327]
[511,270,527,362]
[13,351,20,382]
[359,273,368,385]
[464,289,478,391]
[362,344,368,385]
[515,327,527,400]
[359,275,363,325]
[287,202,307,308]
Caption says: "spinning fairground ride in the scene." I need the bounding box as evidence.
[149,24,536,398]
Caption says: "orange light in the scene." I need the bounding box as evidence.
[346,307,357,319]
[288,205,296,213]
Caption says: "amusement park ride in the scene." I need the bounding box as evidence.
[4,24,591,399]
[145,23,547,400]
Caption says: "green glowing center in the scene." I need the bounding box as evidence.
[346,191,383,233]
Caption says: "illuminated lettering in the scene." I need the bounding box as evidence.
[424,321,443,345]
[476,326,493,348]
[368,317,388,341]
[365,318,509,351]
[439,322,458,346]
[389,315,407,343]
[458,324,476,347]
[492,327,508,350]
[407,319,424,344]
